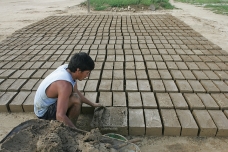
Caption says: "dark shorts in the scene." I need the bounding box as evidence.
[38,102,57,120]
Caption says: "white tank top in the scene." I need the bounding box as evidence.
[34,64,76,117]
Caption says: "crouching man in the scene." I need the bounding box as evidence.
[34,52,102,128]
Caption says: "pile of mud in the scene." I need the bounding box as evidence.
[0,119,122,152]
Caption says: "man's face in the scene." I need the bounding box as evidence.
[77,70,90,81]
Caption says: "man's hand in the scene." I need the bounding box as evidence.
[93,103,104,107]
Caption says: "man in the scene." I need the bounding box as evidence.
[34,52,102,128]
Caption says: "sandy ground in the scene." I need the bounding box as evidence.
[1,0,228,151]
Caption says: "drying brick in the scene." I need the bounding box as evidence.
[161,109,181,136]
[193,110,217,137]
[176,110,198,136]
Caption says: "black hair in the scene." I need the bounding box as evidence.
[68,52,94,72]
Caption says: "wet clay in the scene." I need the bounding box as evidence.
[0,119,118,152]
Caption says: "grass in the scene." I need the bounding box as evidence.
[175,0,228,15]
[86,0,174,11]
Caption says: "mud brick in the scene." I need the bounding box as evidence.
[186,62,199,70]
[176,110,198,136]
[0,92,17,112]
[135,62,145,70]
[145,61,156,69]
[224,110,228,118]
[162,55,173,61]
[208,56,222,62]
[88,70,101,80]
[9,91,31,112]
[114,62,123,69]
[113,92,126,107]
[111,79,123,91]
[20,70,36,79]
[82,92,97,114]
[176,62,188,70]
[125,62,135,70]
[41,61,54,69]
[94,62,103,70]
[215,63,228,70]
[134,55,144,61]
[137,80,151,91]
[218,56,228,62]
[184,93,205,110]
[116,55,124,62]
[0,69,15,78]
[104,62,113,69]
[169,93,189,109]
[195,62,210,70]
[96,107,128,135]
[7,79,27,92]
[171,55,182,61]
[166,62,178,70]
[208,110,228,136]
[9,70,25,78]
[21,62,34,69]
[176,48,186,54]
[200,80,220,93]
[129,108,145,135]
[153,55,163,61]
[181,55,193,62]
[101,70,113,80]
[197,93,219,110]
[156,93,174,109]
[99,92,112,107]
[170,70,185,80]
[159,70,172,80]
[156,62,167,69]
[96,55,105,61]
[135,70,147,80]
[31,69,47,79]
[32,79,43,91]
[77,80,87,91]
[163,80,178,92]
[30,61,43,69]
[211,93,228,110]
[192,71,209,80]
[144,109,162,135]
[125,80,138,91]
[213,80,228,92]
[84,80,98,92]
[98,80,112,91]
[144,55,153,61]
[141,92,157,108]
[203,71,220,80]
[113,70,124,80]
[125,55,134,61]
[188,80,206,93]
[125,70,136,80]
[149,49,159,55]
[206,63,221,71]
[151,80,165,92]
[161,109,181,136]
[214,71,228,80]
[128,92,143,108]
[181,70,196,80]
[0,79,16,91]
[0,79,4,84]
[148,70,161,80]
[176,80,193,93]
[190,55,202,62]
[192,110,217,136]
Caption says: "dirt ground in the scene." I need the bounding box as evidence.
[1,0,228,151]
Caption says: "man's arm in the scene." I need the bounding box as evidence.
[55,81,76,128]
[74,82,102,107]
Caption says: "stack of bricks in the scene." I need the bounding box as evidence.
[0,15,228,136]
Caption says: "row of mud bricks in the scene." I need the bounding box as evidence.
[0,15,228,136]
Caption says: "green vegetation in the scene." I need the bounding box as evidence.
[175,0,228,15]
[86,0,174,11]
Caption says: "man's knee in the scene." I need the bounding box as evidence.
[70,93,82,105]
